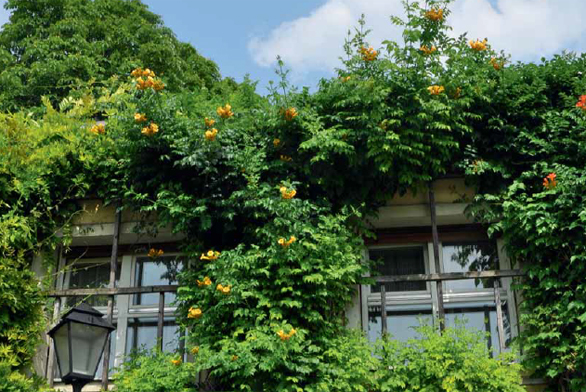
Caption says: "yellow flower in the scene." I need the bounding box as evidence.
[420,45,437,55]
[216,104,234,119]
[280,186,296,199]
[283,107,298,121]
[216,283,224,291]
[469,39,488,51]
[191,346,199,355]
[187,307,202,319]
[278,238,286,247]
[142,68,156,78]
[278,236,296,248]
[277,328,297,341]
[197,276,212,287]
[205,128,218,141]
[148,248,164,258]
[205,117,216,127]
[134,113,147,123]
[171,358,181,366]
[273,138,281,147]
[141,122,159,137]
[90,123,105,135]
[340,76,351,82]
[280,155,292,162]
[153,80,165,91]
[201,250,220,261]
[359,46,378,61]
[131,67,143,78]
[287,236,296,246]
[221,285,231,295]
[490,57,505,70]
[288,328,297,337]
[425,8,444,21]
[231,355,238,361]
[427,85,445,95]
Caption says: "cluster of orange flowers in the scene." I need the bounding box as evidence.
[148,248,164,258]
[278,236,296,248]
[201,250,220,261]
[576,95,586,110]
[197,276,212,287]
[490,57,505,70]
[216,283,231,295]
[280,186,296,199]
[90,123,105,135]
[360,46,378,61]
[428,85,445,95]
[277,328,297,341]
[187,307,202,319]
[131,68,165,91]
[543,173,557,190]
[216,104,234,119]
[283,107,298,121]
[425,8,444,21]
[420,45,437,55]
[280,155,292,162]
[141,122,159,137]
[469,39,488,51]
[134,113,147,123]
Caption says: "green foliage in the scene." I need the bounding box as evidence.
[376,325,524,392]
[0,0,223,111]
[0,362,54,392]
[112,348,198,392]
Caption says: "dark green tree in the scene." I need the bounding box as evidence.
[0,0,223,111]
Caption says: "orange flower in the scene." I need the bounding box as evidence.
[205,117,216,127]
[469,39,488,51]
[427,85,445,95]
[576,95,586,110]
[284,107,298,121]
[130,67,143,78]
[278,236,296,248]
[280,155,293,162]
[141,122,159,137]
[425,8,444,21]
[142,68,156,78]
[490,57,505,70]
[420,45,437,55]
[201,250,220,261]
[134,113,147,123]
[205,128,218,141]
[273,138,281,147]
[188,307,202,319]
[153,80,165,91]
[277,328,297,341]
[216,283,224,291]
[359,46,378,61]
[543,173,557,190]
[453,87,462,99]
[216,104,234,119]
[340,76,351,82]
[90,123,105,135]
[171,358,181,366]
[148,248,164,258]
[280,186,296,199]
[197,276,212,287]
[221,285,231,295]
[231,355,238,361]
[191,346,199,355]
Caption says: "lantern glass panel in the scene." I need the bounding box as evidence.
[70,322,110,376]
[53,324,71,377]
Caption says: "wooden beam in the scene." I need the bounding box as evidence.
[380,285,387,335]
[101,208,121,390]
[157,292,165,351]
[47,284,179,297]
[429,183,445,330]
[373,269,524,283]
[494,279,506,352]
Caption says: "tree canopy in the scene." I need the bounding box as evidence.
[0,0,224,111]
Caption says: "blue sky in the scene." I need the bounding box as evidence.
[2,0,586,94]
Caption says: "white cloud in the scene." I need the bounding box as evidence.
[248,0,586,76]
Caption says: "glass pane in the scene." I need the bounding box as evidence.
[94,325,116,379]
[368,305,432,342]
[66,262,120,307]
[70,322,109,376]
[445,303,511,356]
[125,318,183,354]
[442,242,498,291]
[53,325,70,377]
[134,256,183,305]
[369,247,426,292]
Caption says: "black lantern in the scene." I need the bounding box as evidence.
[48,303,115,392]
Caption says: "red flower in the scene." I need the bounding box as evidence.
[543,173,557,190]
[576,95,586,110]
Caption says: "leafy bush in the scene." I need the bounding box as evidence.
[112,348,198,392]
[0,362,54,392]
[376,324,525,392]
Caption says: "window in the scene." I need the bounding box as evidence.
[58,253,185,380]
[363,240,516,355]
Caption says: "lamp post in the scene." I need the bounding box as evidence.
[48,303,116,392]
